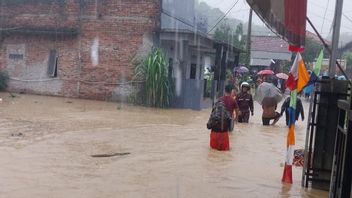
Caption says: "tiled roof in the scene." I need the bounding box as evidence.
[251,36,290,53]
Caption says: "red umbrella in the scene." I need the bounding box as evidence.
[257,69,274,75]
[276,73,289,80]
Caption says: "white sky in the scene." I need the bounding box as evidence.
[200,0,352,38]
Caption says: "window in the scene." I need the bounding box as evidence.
[190,64,196,79]
[48,50,58,78]
[9,53,23,60]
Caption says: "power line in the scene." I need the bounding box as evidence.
[161,9,195,28]
[207,0,240,34]
[343,13,352,24]
[320,0,330,34]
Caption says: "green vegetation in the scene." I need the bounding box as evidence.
[344,51,352,69]
[0,70,9,91]
[213,21,247,65]
[134,48,172,108]
[301,38,325,64]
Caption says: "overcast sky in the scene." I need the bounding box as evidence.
[200,0,352,38]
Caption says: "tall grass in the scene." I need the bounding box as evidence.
[0,70,9,91]
[134,48,172,108]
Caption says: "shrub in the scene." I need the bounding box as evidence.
[0,70,9,91]
[134,48,172,108]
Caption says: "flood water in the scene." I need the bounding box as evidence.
[0,93,328,198]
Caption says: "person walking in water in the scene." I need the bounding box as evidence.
[206,84,239,151]
[280,96,305,126]
[236,82,254,123]
[219,84,240,131]
[261,96,281,126]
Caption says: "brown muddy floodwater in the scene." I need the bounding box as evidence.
[0,93,328,198]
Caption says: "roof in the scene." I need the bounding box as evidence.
[160,29,243,53]
[251,36,290,53]
[250,59,272,67]
[306,31,330,45]
[251,51,291,61]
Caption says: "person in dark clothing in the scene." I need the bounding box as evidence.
[236,82,254,123]
[280,97,305,126]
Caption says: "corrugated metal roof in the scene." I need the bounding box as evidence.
[251,36,290,53]
[251,51,291,61]
[250,59,272,67]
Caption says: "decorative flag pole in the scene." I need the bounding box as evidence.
[282,52,309,184]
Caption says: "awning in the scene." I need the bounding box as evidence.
[246,0,307,49]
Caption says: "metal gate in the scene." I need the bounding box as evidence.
[302,79,349,190]
[329,99,352,198]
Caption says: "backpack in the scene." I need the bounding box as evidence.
[207,100,232,132]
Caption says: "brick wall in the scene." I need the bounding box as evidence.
[0,0,160,100]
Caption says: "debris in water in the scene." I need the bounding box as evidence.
[65,101,73,104]
[10,132,23,137]
[8,92,16,98]
[91,152,130,158]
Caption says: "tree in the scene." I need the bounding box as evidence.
[344,51,352,68]
[213,20,233,43]
[213,22,247,64]
[301,38,325,65]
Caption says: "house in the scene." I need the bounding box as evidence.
[0,0,241,110]
[160,0,242,110]
[250,36,292,73]
[0,0,159,101]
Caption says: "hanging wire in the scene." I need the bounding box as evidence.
[320,0,331,34]
[207,0,240,34]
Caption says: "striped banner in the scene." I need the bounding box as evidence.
[282,53,309,184]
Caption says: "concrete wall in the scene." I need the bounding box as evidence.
[160,36,206,110]
[0,0,159,101]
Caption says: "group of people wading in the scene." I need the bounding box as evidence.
[207,79,305,151]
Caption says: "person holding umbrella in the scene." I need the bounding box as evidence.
[261,96,281,125]
[254,79,283,126]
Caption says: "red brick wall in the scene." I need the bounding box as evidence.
[0,0,160,100]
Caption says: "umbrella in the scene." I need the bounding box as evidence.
[276,73,289,80]
[257,69,274,75]
[254,82,283,104]
[235,66,249,73]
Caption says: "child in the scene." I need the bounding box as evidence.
[236,82,254,123]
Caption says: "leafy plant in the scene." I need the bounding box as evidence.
[134,48,172,108]
[0,70,9,91]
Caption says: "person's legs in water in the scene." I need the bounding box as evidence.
[210,131,230,151]
[238,114,243,123]
[285,110,289,126]
[241,111,250,123]
[262,117,270,125]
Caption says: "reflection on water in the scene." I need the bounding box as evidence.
[0,93,327,197]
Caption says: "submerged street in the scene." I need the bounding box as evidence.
[0,93,328,198]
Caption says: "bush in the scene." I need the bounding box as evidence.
[0,70,9,91]
[134,48,172,108]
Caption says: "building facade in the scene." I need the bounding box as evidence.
[0,0,159,101]
[0,0,240,110]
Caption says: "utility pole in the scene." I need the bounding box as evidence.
[246,8,253,68]
[329,0,344,78]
